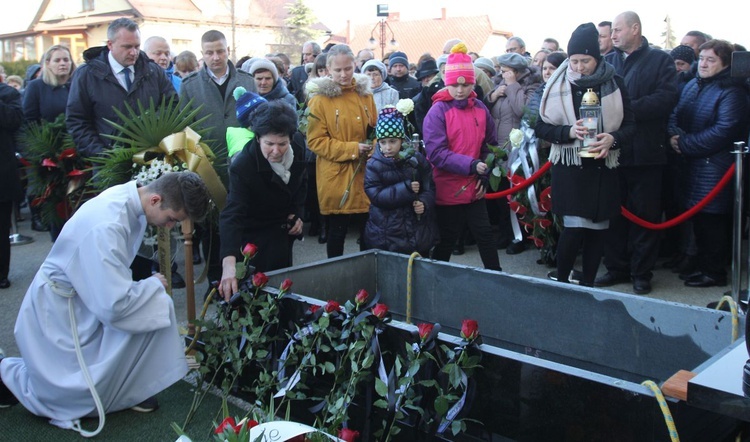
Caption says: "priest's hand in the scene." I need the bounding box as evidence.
[219,256,239,301]
[152,272,168,289]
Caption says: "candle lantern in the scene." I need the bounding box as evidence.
[579,88,600,158]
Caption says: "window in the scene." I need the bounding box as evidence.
[82,0,94,12]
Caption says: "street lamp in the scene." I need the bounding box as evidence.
[368,4,397,59]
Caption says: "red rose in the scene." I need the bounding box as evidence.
[509,174,524,186]
[252,272,268,288]
[338,428,360,442]
[527,235,544,248]
[308,304,321,314]
[215,417,238,434]
[324,300,341,313]
[417,323,434,341]
[241,243,258,259]
[372,303,388,319]
[461,319,479,341]
[355,289,369,305]
[279,278,293,293]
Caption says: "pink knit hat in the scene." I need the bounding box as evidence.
[444,43,475,86]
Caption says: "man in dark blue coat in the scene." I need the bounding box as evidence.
[66,18,175,159]
[594,11,679,295]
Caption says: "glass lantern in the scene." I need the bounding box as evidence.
[579,88,600,158]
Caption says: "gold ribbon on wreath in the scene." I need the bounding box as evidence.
[133,126,227,210]
[133,127,228,293]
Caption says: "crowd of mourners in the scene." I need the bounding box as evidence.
[1,10,750,432]
[1,10,749,298]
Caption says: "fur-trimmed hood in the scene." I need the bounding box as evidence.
[306,73,372,98]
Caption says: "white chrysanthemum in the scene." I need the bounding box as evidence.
[305,82,320,94]
[173,165,180,172]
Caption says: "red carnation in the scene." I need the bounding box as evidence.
[461,319,479,341]
[372,303,389,319]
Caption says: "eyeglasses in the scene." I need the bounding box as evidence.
[506,47,520,53]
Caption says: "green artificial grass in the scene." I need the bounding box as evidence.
[0,379,246,441]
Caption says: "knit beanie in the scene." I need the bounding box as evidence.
[496,53,527,71]
[444,43,475,85]
[389,51,409,68]
[375,107,406,140]
[240,58,258,73]
[436,54,449,70]
[234,86,268,128]
[473,57,496,76]
[670,45,696,65]
[362,59,387,79]
[249,58,279,83]
[567,22,600,59]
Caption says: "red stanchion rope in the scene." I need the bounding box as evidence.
[485,161,552,200]
[622,163,735,230]
[484,161,736,231]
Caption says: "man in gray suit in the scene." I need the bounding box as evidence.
[179,30,255,285]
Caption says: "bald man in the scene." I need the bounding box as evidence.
[596,11,678,295]
[144,36,181,92]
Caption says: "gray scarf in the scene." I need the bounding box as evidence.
[269,147,294,184]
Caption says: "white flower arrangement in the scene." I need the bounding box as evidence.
[305,81,320,95]
[133,158,186,186]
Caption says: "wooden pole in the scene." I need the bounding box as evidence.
[157,226,172,294]
[182,219,196,336]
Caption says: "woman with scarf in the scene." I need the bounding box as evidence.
[218,100,307,297]
[535,23,635,286]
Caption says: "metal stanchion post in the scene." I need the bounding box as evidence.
[731,141,747,308]
[9,204,34,246]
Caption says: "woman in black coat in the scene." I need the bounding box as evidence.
[0,82,24,288]
[535,23,635,287]
[668,39,750,288]
[218,101,307,299]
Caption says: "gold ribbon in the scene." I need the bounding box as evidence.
[133,127,227,210]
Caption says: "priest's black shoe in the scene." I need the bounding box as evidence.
[685,273,727,288]
[0,278,9,289]
[594,271,629,287]
[0,350,19,408]
[678,270,702,281]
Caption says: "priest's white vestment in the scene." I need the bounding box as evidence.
[0,181,188,428]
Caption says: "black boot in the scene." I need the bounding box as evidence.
[318,217,328,244]
[31,213,48,232]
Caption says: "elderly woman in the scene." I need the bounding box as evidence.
[668,39,749,288]
[218,100,307,298]
[535,23,635,286]
[485,51,542,255]
[362,59,399,113]
[306,44,377,258]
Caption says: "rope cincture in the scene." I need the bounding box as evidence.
[641,380,680,442]
[484,161,736,230]
[714,295,740,343]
